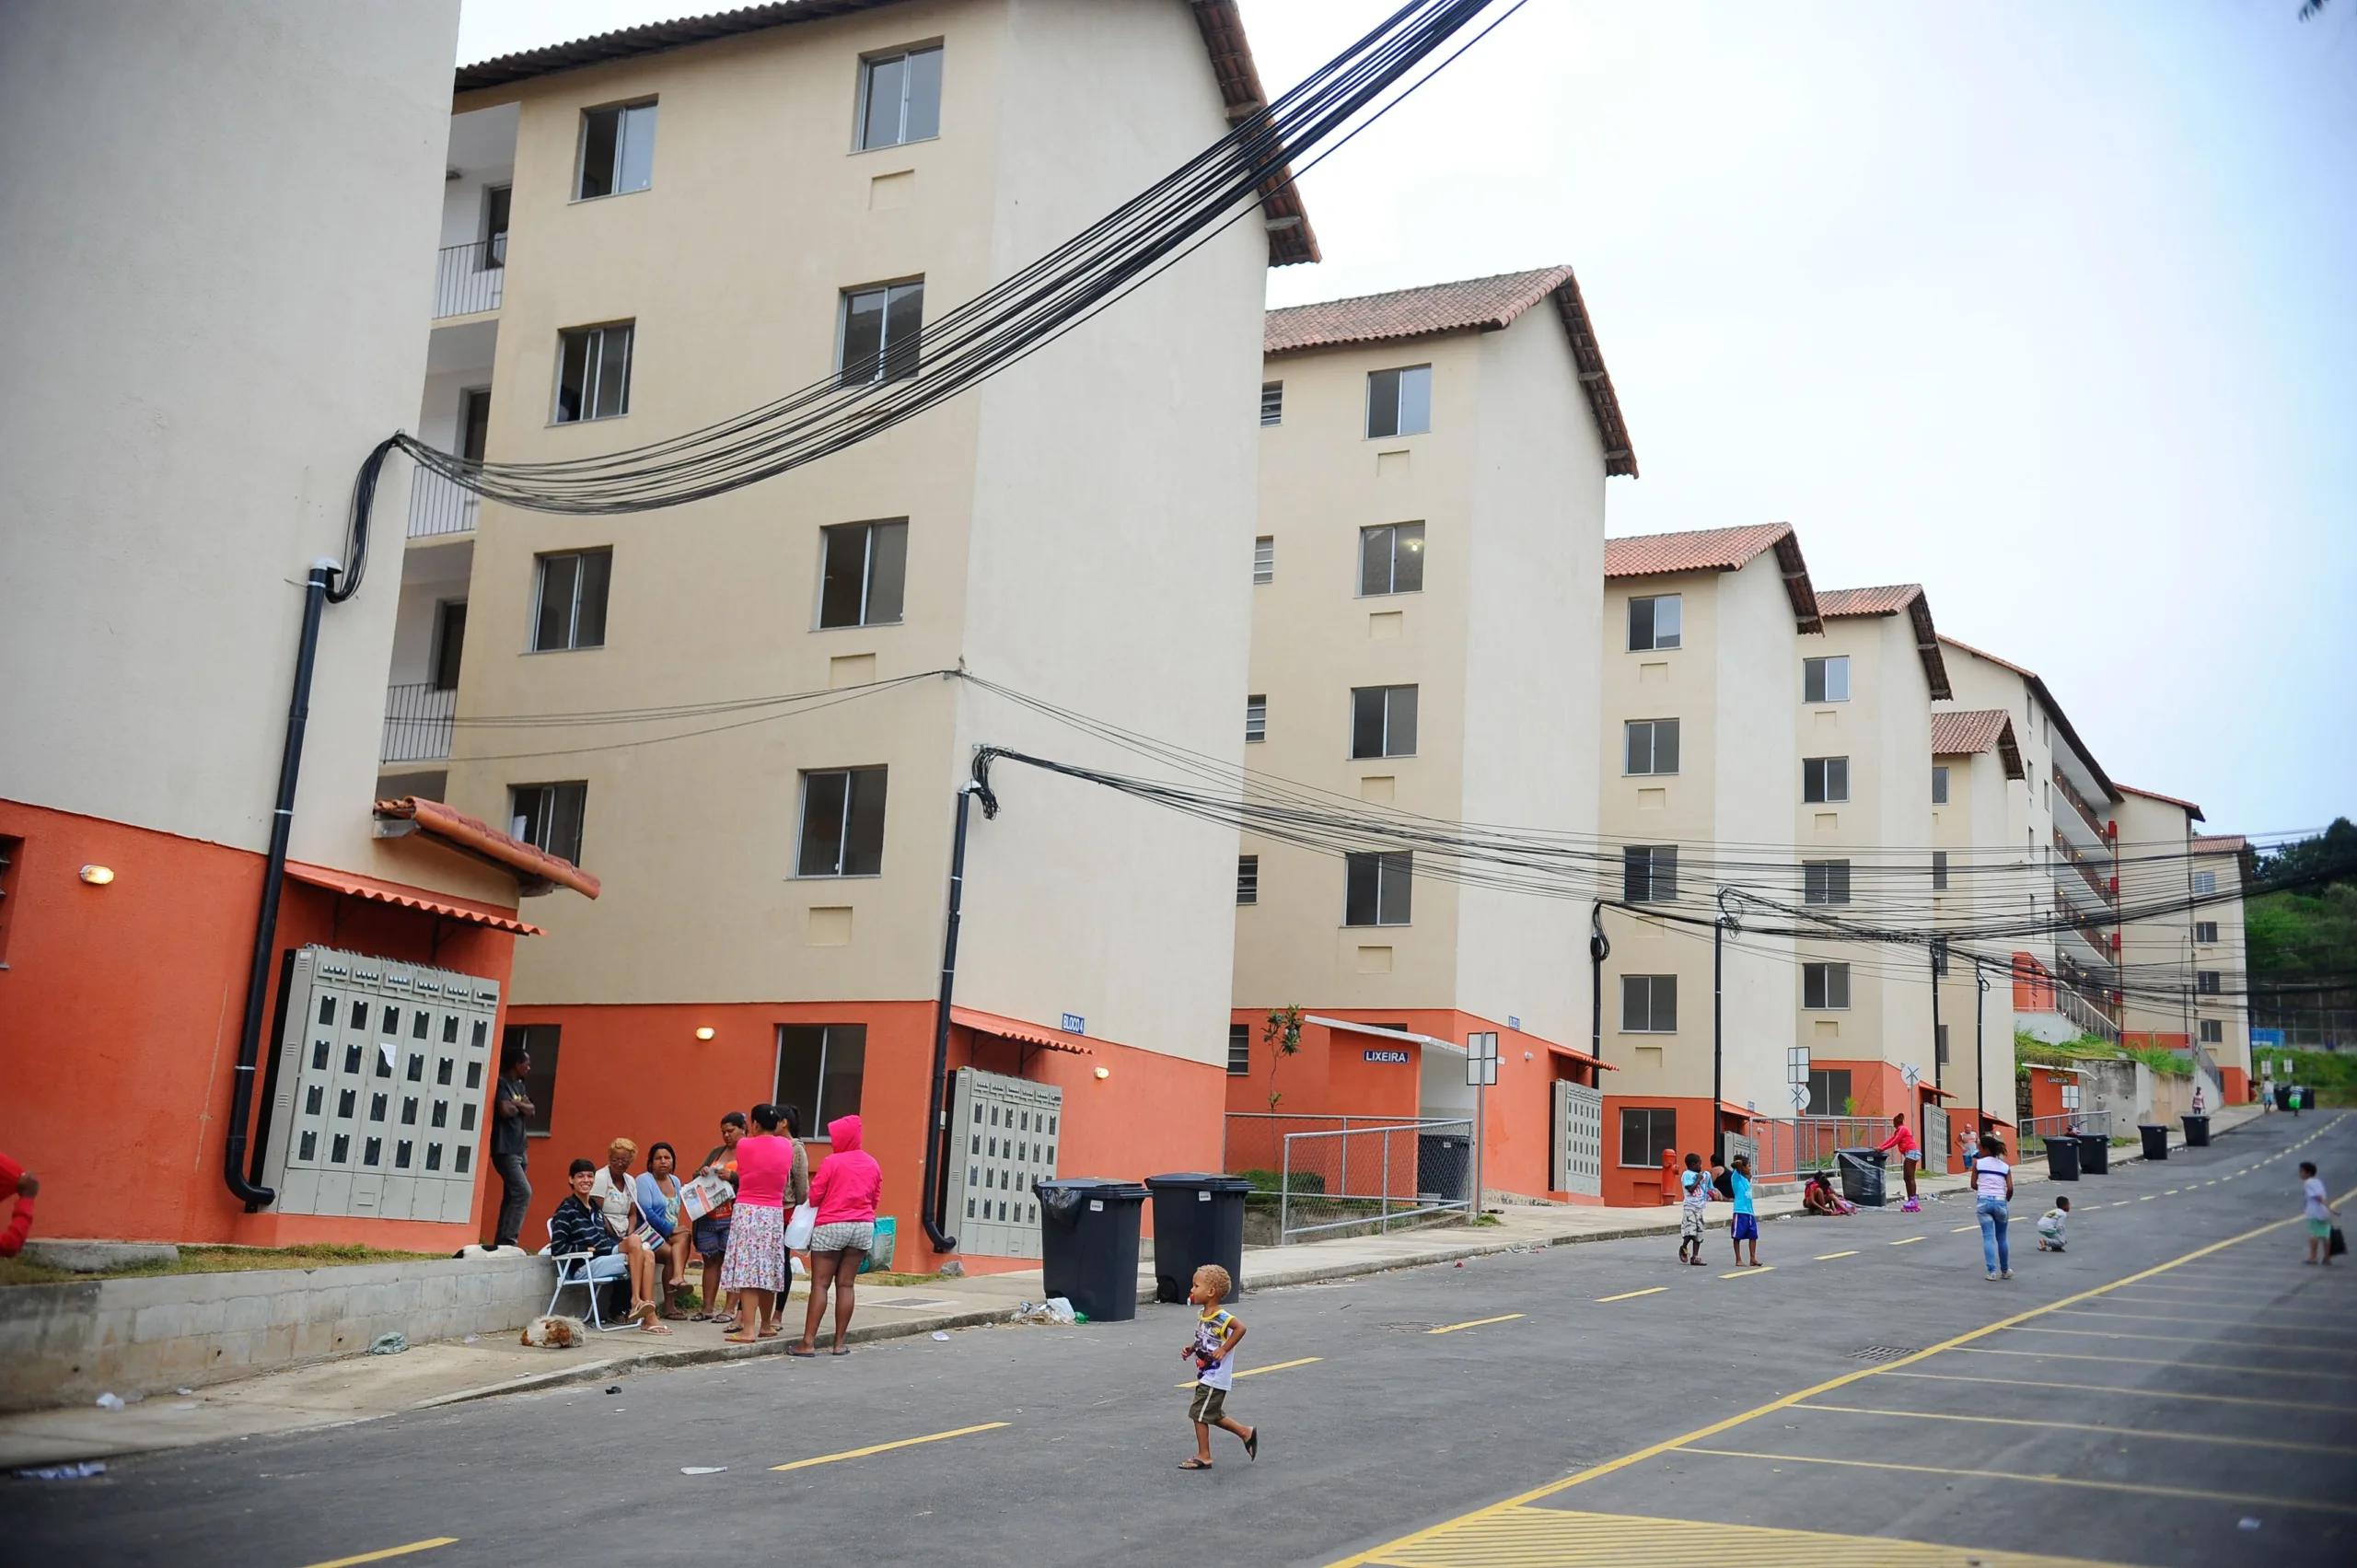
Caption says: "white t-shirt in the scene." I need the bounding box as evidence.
[2306,1176,2331,1221]
[1975,1158,2012,1200]
[589,1167,635,1236]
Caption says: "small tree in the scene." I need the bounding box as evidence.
[1261,1004,1305,1112]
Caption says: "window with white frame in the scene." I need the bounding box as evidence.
[2196,970,2221,995]
[1260,382,1283,426]
[509,783,587,865]
[839,280,923,386]
[1359,523,1424,596]
[857,45,943,150]
[818,520,907,629]
[1804,962,1851,1009]
[1933,850,1949,890]
[1932,765,1950,805]
[1805,859,1852,906]
[2199,1018,2223,1044]
[1625,718,1679,775]
[1237,854,1259,906]
[1628,594,1681,651]
[1351,685,1418,759]
[532,549,611,651]
[2192,870,2217,896]
[1620,974,1678,1033]
[1227,1024,1252,1074]
[2194,920,2218,945]
[1365,365,1431,438]
[1804,656,1850,703]
[1804,756,1850,804]
[797,766,888,877]
[1245,695,1267,744]
[1253,536,1274,585]
[1344,851,1411,926]
[1622,844,1678,903]
[576,101,656,199]
[554,323,633,423]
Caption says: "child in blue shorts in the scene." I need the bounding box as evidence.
[1725,1153,1761,1267]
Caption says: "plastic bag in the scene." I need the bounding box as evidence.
[784,1202,818,1251]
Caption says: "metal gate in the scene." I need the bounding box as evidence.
[1922,1102,1950,1177]
[1551,1081,1602,1197]
[258,946,501,1222]
[947,1066,1062,1259]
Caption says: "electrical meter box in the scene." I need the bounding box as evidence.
[948,1065,1063,1259]
[258,946,502,1223]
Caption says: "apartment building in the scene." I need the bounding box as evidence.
[0,1,594,1249]
[2114,785,2205,1052]
[1935,637,2125,1046]
[1929,706,2027,1141]
[402,1,1297,1264]
[2188,833,2255,1100]
[1228,269,1633,1204]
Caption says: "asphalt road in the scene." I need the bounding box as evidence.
[12,1111,2353,1568]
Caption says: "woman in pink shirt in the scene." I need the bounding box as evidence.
[790,1115,882,1357]
[1879,1112,1922,1207]
[717,1103,796,1343]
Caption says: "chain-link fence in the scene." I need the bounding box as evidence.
[1740,1116,1892,1183]
[1222,1115,1473,1243]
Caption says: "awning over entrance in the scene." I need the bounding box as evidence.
[374,796,601,899]
[950,1005,1095,1056]
[284,861,544,935]
[1306,1015,1459,1054]
[1545,1041,1617,1072]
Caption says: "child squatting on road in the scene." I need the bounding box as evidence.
[2037,1195,2071,1252]
[1180,1263,1260,1470]
[1678,1153,1710,1265]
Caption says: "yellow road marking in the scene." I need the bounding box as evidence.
[1881,1370,2357,1414]
[1815,1250,1859,1260]
[772,1422,1007,1470]
[2139,1195,2154,1201]
[1955,1346,2357,1379]
[1889,1236,1925,1247]
[1428,1314,1525,1335]
[1719,1266,1777,1278]
[2111,1202,2132,1207]
[2009,1324,2357,1354]
[299,1543,459,1568]
[1952,1225,1979,1233]
[1794,1402,2357,1456]
[1350,1505,2131,1567]
[2165,1189,2179,1195]
[2056,1307,2357,1331]
[1670,1445,2357,1516]
[1596,1287,1666,1302]
[1175,1355,1320,1388]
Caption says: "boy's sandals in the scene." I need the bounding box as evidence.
[1179,1458,1213,1470]
[1244,1426,1260,1461]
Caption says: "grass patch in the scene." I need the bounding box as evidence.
[0,1242,447,1288]
[863,1270,949,1288]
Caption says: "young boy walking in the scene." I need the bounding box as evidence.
[1179,1264,1259,1469]
[2036,1194,2071,1252]
[1724,1154,1761,1268]
[1677,1153,1710,1266]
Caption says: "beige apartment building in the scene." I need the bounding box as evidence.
[2115,785,2253,1102]
[2189,833,2256,1101]
[1227,269,1633,1204]
[1929,705,2027,1144]
[390,0,1304,1265]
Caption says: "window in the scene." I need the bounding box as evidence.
[818,519,907,628]
[840,281,923,387]
[1622,845,1678,903]
[1619,1107,1678,1168]
[1932,850,1949,891]
[775,1025,866,1130]
[531,549,611,651]
[1350,685,1418,759]
[1804,656,1850,703]
[0,835,20,965]
[856,45,942,150]
[1936,1023,1950,1065]
[1237,854,1259,905]
[1358,523,1424,597]
[1344,852,1412,926]
[2194,921,2218,945]
[797,767,888,877]
[1253,536,1274,585]
[1624,718,1679,775]
[1805,1067,1853,1116]
[480,186,511,267]
[2199,1018,2223,1045]
[1620,974,1678,1033]
[1803,757,1850,804]
[1803,962,1851,1010]
[554,323,633,423]
[2196,970,2222,995]
[459,386,493,462]
[1628,594,1681,651]
[1932,765,1950,805]
[1245,695,1267,744]
[431,601,468,691]
[1260,382,1283,426]
[509,784,587,865]
[576,100,657,199]
[2192,870,2217,896]
[1933,944,1949,978]
[1804,859,1852,906]
[1365,365,1431,438]
[1227,1023,1252,1075]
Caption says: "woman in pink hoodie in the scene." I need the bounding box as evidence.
[789,1115,882,1357]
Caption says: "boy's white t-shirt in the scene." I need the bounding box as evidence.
[1192,1307,1239,1390]
[1681,1170,1711,1206]
[2306,1176,2331,1221]
[1975,1158,2012,1200]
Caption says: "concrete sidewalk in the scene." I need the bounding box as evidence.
[0,1104,2259,1469]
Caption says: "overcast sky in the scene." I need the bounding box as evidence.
[457,1,2356,839]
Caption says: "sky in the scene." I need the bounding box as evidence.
[455,1,2357,840]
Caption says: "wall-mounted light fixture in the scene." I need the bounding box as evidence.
[79,865,115,886]
[1093,1066,1109,1081]
[694,1027,715,1041]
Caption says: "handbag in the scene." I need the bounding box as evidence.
[2332,1226,2348,1259]
[784,1202,818,1251]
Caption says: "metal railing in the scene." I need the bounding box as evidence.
[1739,1116,1892,1183]
[2055,976,2122,1040]
[381,683,457,764]
[1259,1118,1474,1243]
[2052,829,2115,904]
[407,467,479,539]
[2018,1110,2113,1145]
[2052,765,2111,843]
[434,238,505,319]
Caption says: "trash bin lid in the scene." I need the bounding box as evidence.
[1145,1173,1255,1194]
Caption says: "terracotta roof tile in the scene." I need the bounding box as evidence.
[375,796,601,900]
[2118,784,2206,821]
[284,861,545,936]
[1931,709,2025,780]
[1938,634,2119,803]
[2190,833,2247,854]
[1605,524,1822,633]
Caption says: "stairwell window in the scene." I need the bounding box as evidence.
[1625,718,1679,776]
[2196,970,2222,995]
[797,767,888,877]
[1260,382,1283,426]
[2194,921,2218,945]
[2192,870,2217,896]
[1227,1024,1252,1075]
[1253,536,1275,586]
[840,280,923,387]
[1622,844,1678,903]
[531,549,611,651]
[1344,851,1412,926]
[1804,756,1850,804]
[1804,859,1852,906]
[1936,1023,1950,1065]
[1351,685,1418,759]
[857,45,942,150]
[1628,594,1681,651]
[554,323,633,423]
[1365,365,1431,438]
[1620,974,1677,1033]
[1933,850,1949,890]
[818,519,907,628]
[1804,656,1850,703]
[2199,1018,2223,1044]
[1245,696,1267,744]
[1237,854,1260,906]
[1803,961,1851,1009]
[576,100,656,199]
[1359,523,1424,596]
[1932,765,1950,805]
[509,783,587,865]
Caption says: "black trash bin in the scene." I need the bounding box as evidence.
[2182,1114,2212,1148]
[1417,1132,1472,1202]
[2044,1134,2081,1181]
[1836,1148,1887,1206]
[2275,1085,2293,1111]
[2075,1132,2109,1175]
[1035,1178,1149,1323]
[2137,1124,2170,1161]
[1144,1173,1251,1305]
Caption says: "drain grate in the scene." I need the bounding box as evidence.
[1847,1345,1917,1362]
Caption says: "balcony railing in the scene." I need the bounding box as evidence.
[434,238,505,319]
[382,683,457,765]
[2056,982,2121,1041]
[2052,830,2114,907]
[407,466,479,539]
[2052,765,2111,843]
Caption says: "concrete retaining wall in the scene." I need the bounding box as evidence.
[0,1251,556,1412]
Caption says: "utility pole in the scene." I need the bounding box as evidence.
[1712,889,1737,1165]
[1974,961,1990,1144]
[1931,939,1945,1095]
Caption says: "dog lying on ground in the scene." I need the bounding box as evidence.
[520,1315,586,1348]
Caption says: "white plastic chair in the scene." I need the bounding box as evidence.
[545,1218,632,1331]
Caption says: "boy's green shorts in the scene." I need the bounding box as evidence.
[1189,1383,1227,1423]
[2310,1217,2333,1239]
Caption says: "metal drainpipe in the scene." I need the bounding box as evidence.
[1587,901,1608,1066]
[1931,940,1945,1097]
[224,563,336,1212]
[1975,962,1990,1137]
[1712,912,1724,1164]
[920,781,979,1254]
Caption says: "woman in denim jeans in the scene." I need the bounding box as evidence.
[1973,1132,2015,1281]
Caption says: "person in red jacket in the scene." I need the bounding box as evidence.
[0,1153,39,1257]
[1879,1113,1922,1209]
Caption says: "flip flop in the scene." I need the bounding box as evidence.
[1244,1427,1260,1461]
[1179,1458,1213,1470]
[785,1344,817,1357]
